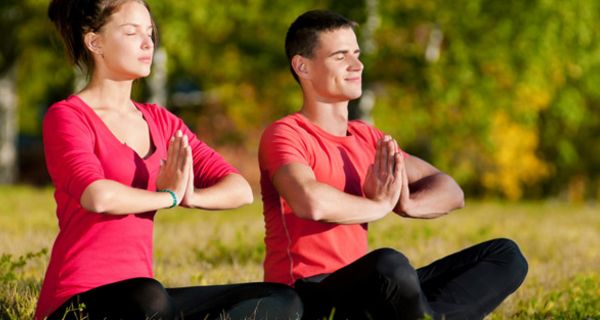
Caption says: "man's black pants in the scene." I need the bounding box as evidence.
[294,238,528,320]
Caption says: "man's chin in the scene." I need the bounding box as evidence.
[349,90,362,100]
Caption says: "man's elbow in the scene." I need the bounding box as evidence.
[453,187,465,210]
[291,197,325,221]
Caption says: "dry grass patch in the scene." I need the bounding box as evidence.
[0,186,598,319]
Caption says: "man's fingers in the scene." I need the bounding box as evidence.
[365,164,374,179]
[400,156,409,200]
[393,152,401,178]
[374,136,402,179]
[375,138,383,176]
[386,138,396,174]
[378,136,391,177]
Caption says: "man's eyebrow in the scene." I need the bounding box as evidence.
[328,50,348,57]
[328,49,361,57]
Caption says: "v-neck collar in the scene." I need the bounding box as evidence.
[69,95,159,161]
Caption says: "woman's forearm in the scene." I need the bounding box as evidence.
[184,174,254,210]
[81,179,175,214]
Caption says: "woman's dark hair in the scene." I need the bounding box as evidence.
[285,10,357,82]
[48,0,157,75]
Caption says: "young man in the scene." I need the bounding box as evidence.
[259,10,528,320]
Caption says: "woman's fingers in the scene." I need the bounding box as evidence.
[166,130,189,172]
[165,130,183,170]
[173,130,185,171]
[182,146,195,205]
[156,130,195,202]
[178,134,189,170]
[186,148,194,189]
[159,131,187,183]
[173,132,192,199]
[165,136,176,170]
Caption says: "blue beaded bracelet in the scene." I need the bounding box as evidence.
[158,189,178,209]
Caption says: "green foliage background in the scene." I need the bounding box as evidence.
[2,0,600,200]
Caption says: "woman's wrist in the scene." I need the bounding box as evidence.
[157,189,178,209]
[180,190,196,208]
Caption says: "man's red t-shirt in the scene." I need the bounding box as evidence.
[259,112,391,285]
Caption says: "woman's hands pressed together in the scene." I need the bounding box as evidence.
[156,130,194,208]
[155,129,254,211]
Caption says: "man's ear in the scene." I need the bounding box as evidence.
[291,55,310,79]
[84,32,103,56]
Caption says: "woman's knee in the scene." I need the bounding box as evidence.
[268,283,304,312]
[251,283,303,319]
[124,278,178,319]
[68,278,178,319]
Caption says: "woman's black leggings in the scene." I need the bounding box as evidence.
[294,238,528,320]
[49,279,303,320]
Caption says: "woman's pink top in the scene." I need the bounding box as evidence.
[35,96,238,318]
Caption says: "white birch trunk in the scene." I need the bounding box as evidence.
[0,69,17,184]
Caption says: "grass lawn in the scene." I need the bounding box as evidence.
[0,185,598,319]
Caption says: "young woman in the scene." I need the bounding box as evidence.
[36,0,302,319]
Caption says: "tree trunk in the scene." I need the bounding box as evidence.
[148,47,168,107]
[353,0,379,122]
[0,68,17,184]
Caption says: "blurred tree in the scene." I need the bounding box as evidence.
[368,0,600,200]
[2,0,599,200]
[1,0,74,184]
[0,0,22,183]
[151,0,320,147]
[14,0,74,135]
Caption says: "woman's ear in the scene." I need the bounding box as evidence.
[291,55,310,80]
[84,32,103,56]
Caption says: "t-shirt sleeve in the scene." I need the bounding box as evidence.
[186,127,239,189]
[43,104,105,201]
[153,106,239,188]
[259,121,310,180]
